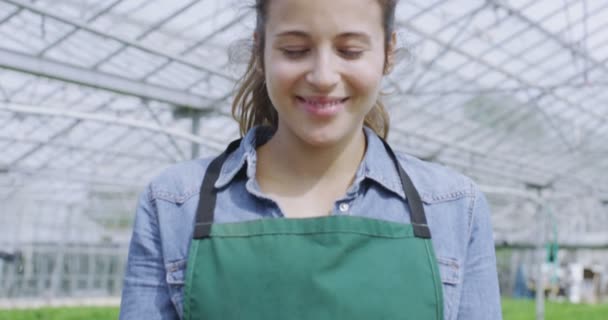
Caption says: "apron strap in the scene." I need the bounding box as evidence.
[193,135,431,239]
[379,139,431,239]
[193,139,242,239]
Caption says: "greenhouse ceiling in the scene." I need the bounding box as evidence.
[1,0,608,208]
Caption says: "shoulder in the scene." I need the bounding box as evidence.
[394,151,478,204]
[142,129,257,204]
[146,156,216,204]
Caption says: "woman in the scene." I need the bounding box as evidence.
[119,0,502,319]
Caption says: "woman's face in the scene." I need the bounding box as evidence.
[262,0,393,147]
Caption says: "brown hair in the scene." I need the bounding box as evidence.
[231,0,398,138]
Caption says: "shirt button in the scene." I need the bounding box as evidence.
[339,203,350,213]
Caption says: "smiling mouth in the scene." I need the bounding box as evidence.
[296,96,350,108]
[295,96,349,117]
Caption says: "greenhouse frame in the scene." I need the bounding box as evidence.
[1,0,608,317]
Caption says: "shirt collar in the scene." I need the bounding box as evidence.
[214,126,406,200]
[360,127,406,199]
[214,126,272,189]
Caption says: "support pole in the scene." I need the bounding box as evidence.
[526,184,546,320]
[191,111,201,159]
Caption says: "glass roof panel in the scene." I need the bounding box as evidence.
[0,0,607,246]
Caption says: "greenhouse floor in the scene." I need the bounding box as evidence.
[0,297,120,310]
[1,299,608,320]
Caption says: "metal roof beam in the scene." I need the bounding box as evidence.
[2,0,235,82]
[395,15,608,154]
[389,127,553,184]
[0,5,21,24]
[0,102,220,146]
[0,48,209,109]
[3,166,143,189]
[38,0,123,56]
[489,0,608,75]
[0,135,170,164]
[135,0,200,42]
[406,0,608,150]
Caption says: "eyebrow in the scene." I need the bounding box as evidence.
[275,30,310,38]
[336,32,372,44]
[275,30,372,44]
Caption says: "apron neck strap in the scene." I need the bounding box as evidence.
[193,136,431,239]
[193,139,241,239]
[379,139,431,239]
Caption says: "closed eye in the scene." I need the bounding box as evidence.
[339,49,364,59]
[280,48,309,59]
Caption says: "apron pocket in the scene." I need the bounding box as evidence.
[166,259,187,320]
[437,256,460,320]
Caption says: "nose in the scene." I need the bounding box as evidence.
[305,50,339,92]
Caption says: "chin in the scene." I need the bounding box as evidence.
[294,124,356,148]
[301,134,340,148]
[276,113,364,148]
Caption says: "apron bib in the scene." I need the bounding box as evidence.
[183,138,444,319]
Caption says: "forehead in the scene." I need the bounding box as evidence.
[265,0,384,38]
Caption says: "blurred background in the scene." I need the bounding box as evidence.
[1,0,608,319]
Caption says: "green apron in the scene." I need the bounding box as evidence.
[184,138,444,319]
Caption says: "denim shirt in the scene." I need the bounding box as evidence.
[119,127,502,320]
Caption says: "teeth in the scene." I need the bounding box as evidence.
[303,98,344,108]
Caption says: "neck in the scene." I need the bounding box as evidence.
[258,126,367,182]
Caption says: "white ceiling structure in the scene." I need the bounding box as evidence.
[1,0,607,246]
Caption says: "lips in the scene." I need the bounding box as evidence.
[296,96,349,108]
[295,96,349,117]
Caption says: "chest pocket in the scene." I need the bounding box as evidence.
[437,256,461,320]
[166,259,187,320]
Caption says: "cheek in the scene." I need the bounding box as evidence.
[265,53,304,90]
[342,49,386,95]
[345,62,384,98]
[265,59,308,112]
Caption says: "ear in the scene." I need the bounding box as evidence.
[384,32,397,75]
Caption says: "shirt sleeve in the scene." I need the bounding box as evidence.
[119,185,179,320]
[457,185,503,320]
